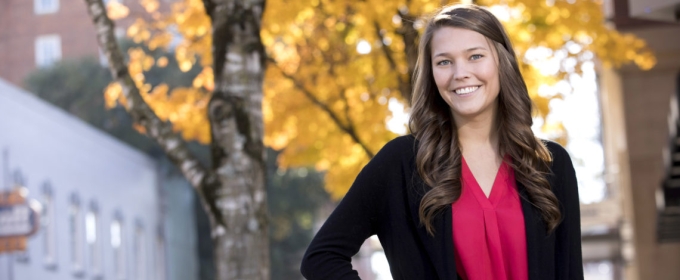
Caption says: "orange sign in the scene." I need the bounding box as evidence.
[0,188,40,253]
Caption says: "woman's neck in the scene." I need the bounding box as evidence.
[454,109,499,155]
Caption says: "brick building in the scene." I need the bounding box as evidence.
[0,0,156,87]
[0,2,203,280]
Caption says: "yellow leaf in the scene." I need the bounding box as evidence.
[157,56,169,68]
[103,82,126,109]
[179,60,193,72]
[148,32,172,51]
[192,67,214,91]
[106,1,130,20]
[143,55,155,71]
[133,123,147,134]
[140,0,160,13]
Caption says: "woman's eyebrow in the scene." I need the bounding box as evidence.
[464,46,488,52]
[432,46,488,58]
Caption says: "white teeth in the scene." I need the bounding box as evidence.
[454,86,479,95]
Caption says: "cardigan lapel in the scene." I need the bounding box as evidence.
[407,180,458,280]
[518,181,542,280]
[413,185,543,280]
[438,205,458,279]
[406,160,546,279]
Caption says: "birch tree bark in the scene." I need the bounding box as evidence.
[202,0,268,279]
[83,0,269,279]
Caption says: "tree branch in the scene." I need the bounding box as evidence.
[395,10,419,104]
[374,20,412,104]
[83,0,222,225]
[338,88,356,132]
[201,0,215,19]
[269,61,375,158]
[374,21,399,72]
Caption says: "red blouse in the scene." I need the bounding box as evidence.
[452,156,528,280]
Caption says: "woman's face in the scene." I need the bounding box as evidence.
[430,27,500,122]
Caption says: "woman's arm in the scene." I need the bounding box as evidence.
[300,142,395,280]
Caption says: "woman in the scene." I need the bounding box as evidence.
[300,4,583,280]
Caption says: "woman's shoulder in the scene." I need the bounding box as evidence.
[375,134,417,157]
[540,139,572,165]
[539,139,577,192]
[382,134,417,152]
[369,135,417,167]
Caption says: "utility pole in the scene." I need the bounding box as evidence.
[1,149,11,280]
[2,149,13,280]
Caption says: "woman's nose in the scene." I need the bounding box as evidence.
[452,63,470,80]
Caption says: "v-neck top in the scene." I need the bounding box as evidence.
[302,136,585,280]
[452,156,528,280]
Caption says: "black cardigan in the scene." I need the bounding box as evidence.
[301,135,584,280]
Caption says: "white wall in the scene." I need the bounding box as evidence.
[0,78,163,280]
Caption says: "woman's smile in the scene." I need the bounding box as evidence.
[452,85,481,96]
[431,27,500,120]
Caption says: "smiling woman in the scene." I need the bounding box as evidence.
[430,27,501,121]
[301,4,584,280]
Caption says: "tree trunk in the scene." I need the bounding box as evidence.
[396,10,419,104]
[83,0,269,279]
[203,0,269,279]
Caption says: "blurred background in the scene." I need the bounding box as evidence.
[0,0,679,279]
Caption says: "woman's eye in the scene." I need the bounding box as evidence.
[470,54,483,60]
[437,60,451,66]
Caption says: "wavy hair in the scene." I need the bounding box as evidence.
[408,4,560,236]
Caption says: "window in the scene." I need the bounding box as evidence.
[111,212,126,280]
[86,201,102,277]
[34,0,59,14]
[583,260,614,280]
[69,193,84,275]
[134,221,146,280]
[35,35,62,68]
[154,232,166,280]
[41,182,57,269]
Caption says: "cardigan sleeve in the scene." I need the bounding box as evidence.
[300,139,399,280]
[552,144,585,279]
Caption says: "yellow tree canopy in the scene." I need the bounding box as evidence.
[105,0,655,200]
[105,0,212,143]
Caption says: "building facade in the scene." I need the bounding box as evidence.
[0,78,199,280]
[599,0,680,279]
[0,0,162,87]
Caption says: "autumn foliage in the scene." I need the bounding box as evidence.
[104,0,655,200]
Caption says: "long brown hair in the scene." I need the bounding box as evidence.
[408,4,560,236]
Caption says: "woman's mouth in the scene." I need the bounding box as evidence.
[453,86,480,95]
